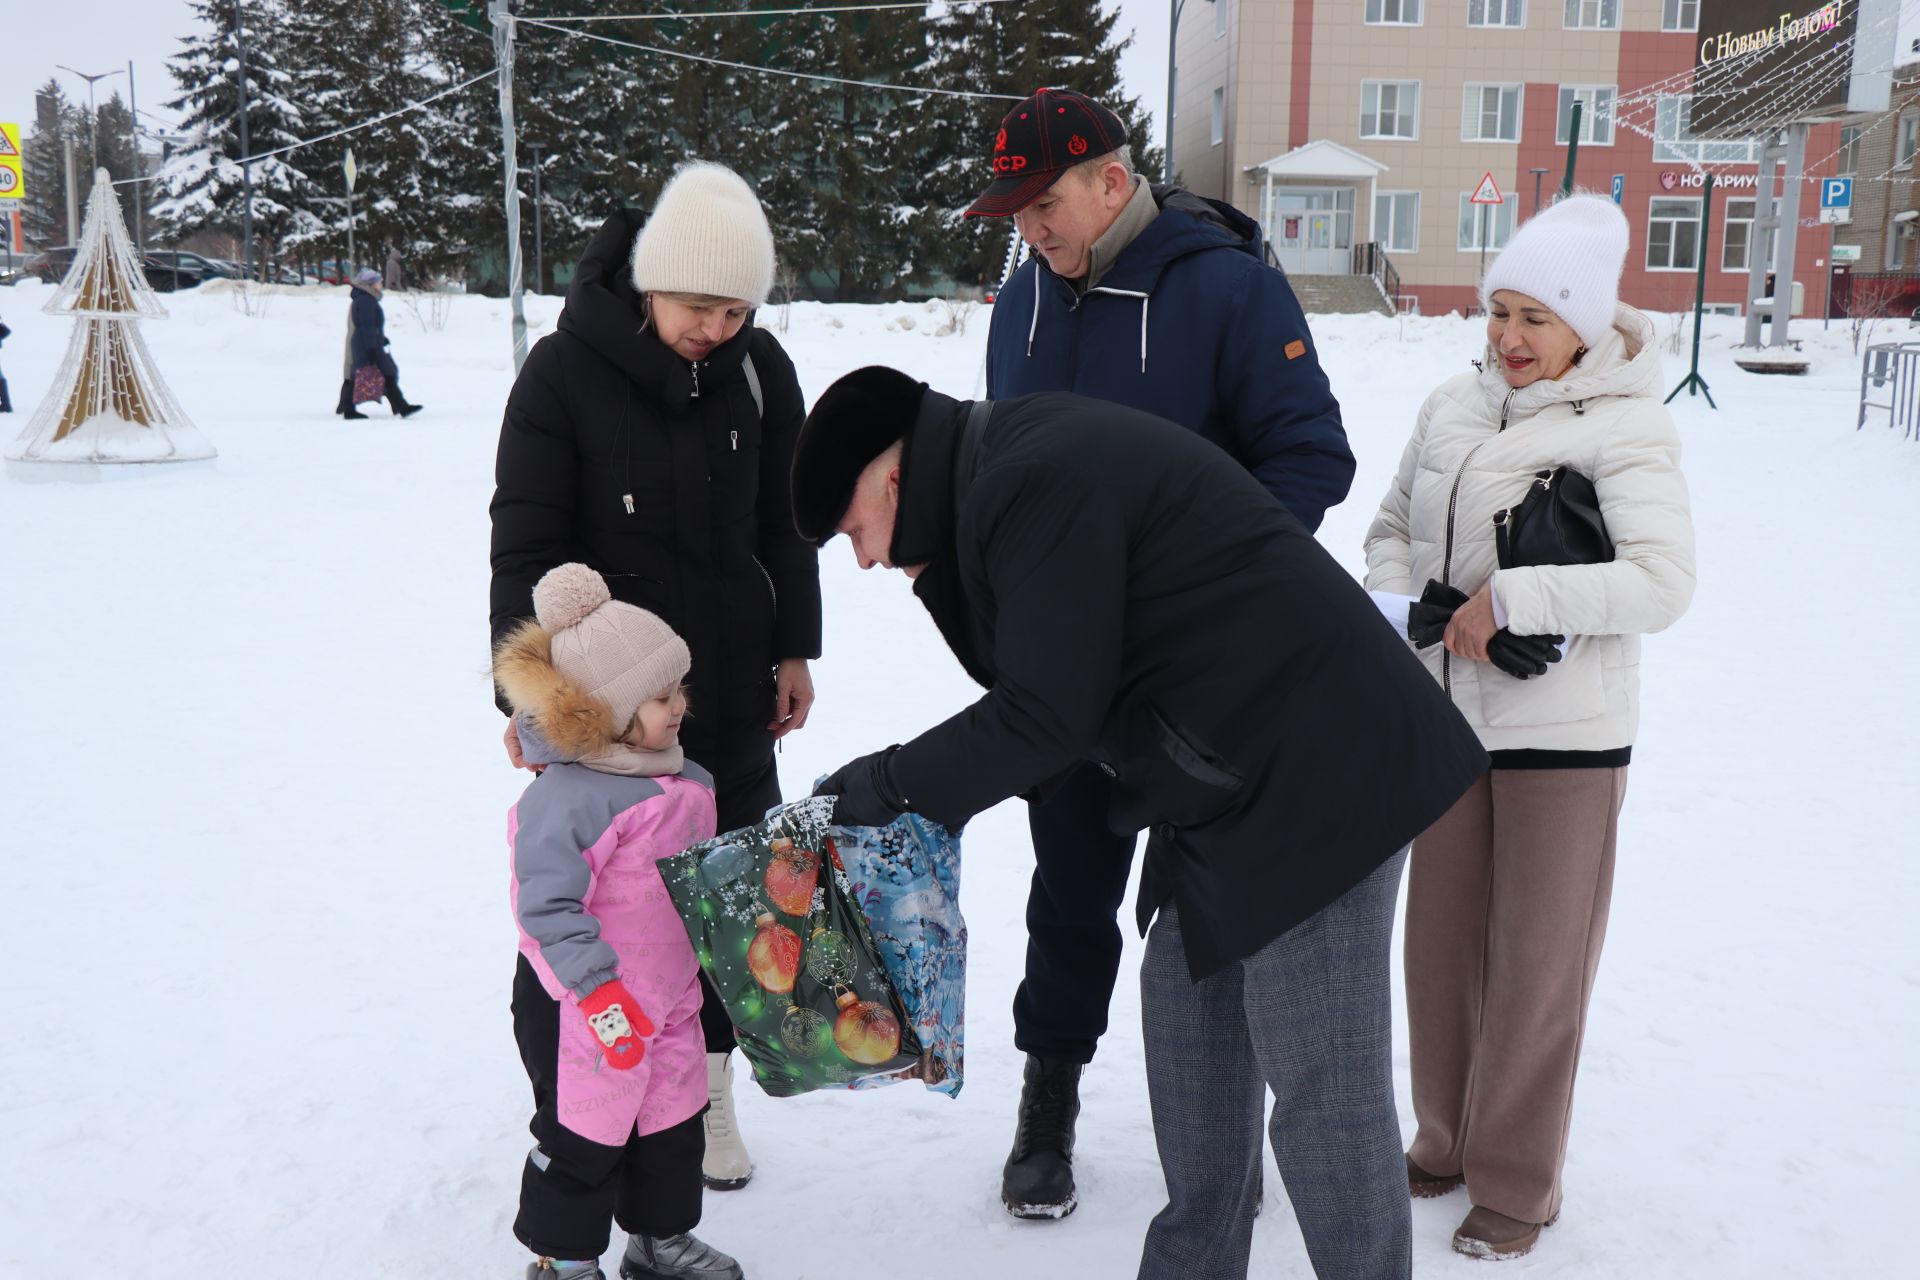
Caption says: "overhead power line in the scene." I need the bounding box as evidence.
[540,0,1022,22]
[519,15,1024,101]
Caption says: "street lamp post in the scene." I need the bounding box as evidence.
[54,64,126,173]
[1529,167,1551,216]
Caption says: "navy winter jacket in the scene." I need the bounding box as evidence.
[348,284,388,367]
[985,187,1354,531]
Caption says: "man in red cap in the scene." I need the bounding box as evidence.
[965,86,1355,1222]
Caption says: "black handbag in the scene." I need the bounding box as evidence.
[1493,466,1615,569]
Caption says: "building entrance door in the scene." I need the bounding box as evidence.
[1268,187,1353,274]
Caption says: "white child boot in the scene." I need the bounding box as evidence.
[701,1051,753,1190]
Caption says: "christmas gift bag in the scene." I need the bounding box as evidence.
[351,362,387,405]
[831,811,967,1097]
[661,796,922,1098]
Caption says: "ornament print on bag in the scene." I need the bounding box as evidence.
[662,797,922,1096]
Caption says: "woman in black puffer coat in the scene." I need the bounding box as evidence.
[489,162,822,1193]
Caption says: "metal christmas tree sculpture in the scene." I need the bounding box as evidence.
[6,169,214,464]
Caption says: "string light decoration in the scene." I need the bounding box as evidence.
[6,170,214,465]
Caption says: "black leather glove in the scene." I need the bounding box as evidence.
[1486,629,1566,679]
[812,746,913,828]
[1408,579,1470,648]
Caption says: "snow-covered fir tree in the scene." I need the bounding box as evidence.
[756,7,930,299]
[22,82,78,248]
[152,0,322,273]
[93,93,144,240]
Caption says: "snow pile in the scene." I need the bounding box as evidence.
[1,282,1913,1278]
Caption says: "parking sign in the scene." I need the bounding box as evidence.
[1822,177,1852,209]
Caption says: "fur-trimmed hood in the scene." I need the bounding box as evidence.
[493,619,621,760]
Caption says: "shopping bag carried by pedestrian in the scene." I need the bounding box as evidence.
[830,809,967,1096]
[661,796,922,1097]
[351,362,387,405]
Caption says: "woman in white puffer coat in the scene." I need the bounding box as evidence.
[1364,195,1695,1262]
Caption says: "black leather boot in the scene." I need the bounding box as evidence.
[1001,1054,1083,1219]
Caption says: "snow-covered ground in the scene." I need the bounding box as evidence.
[2,279,1914,1278]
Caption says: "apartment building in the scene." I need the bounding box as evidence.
[1170,0,1848,317]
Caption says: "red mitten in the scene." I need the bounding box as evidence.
[578,979,655,1071]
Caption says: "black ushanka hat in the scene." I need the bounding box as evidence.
[790,365,929,545]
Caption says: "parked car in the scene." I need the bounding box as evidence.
[26,246,79,284]
[141,251,225,292]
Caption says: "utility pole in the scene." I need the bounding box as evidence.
[63,136,80,243]
[235,0,256,282]
[530,143,543,294]
[491,0,528,371]
[128,60,143,252]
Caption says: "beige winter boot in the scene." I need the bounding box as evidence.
[701,1051,753,1190]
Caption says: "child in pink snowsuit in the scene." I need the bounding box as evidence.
[495,563,745,1280]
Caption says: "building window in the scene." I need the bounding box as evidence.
[1564,0,1618,30]
[1653,95,1758,164]
[1556,85,1615,146]
[1899,115,1920,169]
[1722,198,1754,272]
[1362,81,1421,140]
[1365,0,1421,23]
[1374,191,1421,252]
[1647,197,1703,271]
[1211,87,1225,146]
[1469,0,1525,26]
[1462,84,1523,142]
[1839,125,1861,176]
[1458,194,1517,251]
[1661,0,1699,31]
[1214,0,1227,39]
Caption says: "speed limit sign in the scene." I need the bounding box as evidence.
[0,122,22,206]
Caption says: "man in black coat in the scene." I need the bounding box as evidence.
[794,367,1488,1280]
[969,88,1356,1217]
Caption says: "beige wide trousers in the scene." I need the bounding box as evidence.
[1404,766,1629,1225]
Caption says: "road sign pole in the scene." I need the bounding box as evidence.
[1561,101,1582,198]
[1480,203,1489,280]
[1825,221,1835,330]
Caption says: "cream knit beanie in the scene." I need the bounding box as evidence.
[1480,194,1629,348]
[532,564,690,732]
[630,161,776,308]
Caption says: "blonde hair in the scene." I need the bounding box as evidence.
[651,290,748,310]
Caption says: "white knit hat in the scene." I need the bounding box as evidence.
[1480,194,1629,348]
[629,161,776,308]
[532,564,690,731]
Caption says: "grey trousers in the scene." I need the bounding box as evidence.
[1138,850,1411,1280]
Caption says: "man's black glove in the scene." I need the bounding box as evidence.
[1408,579,1470,648]
[812,746,913,828]
[1486,629,1566,680]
